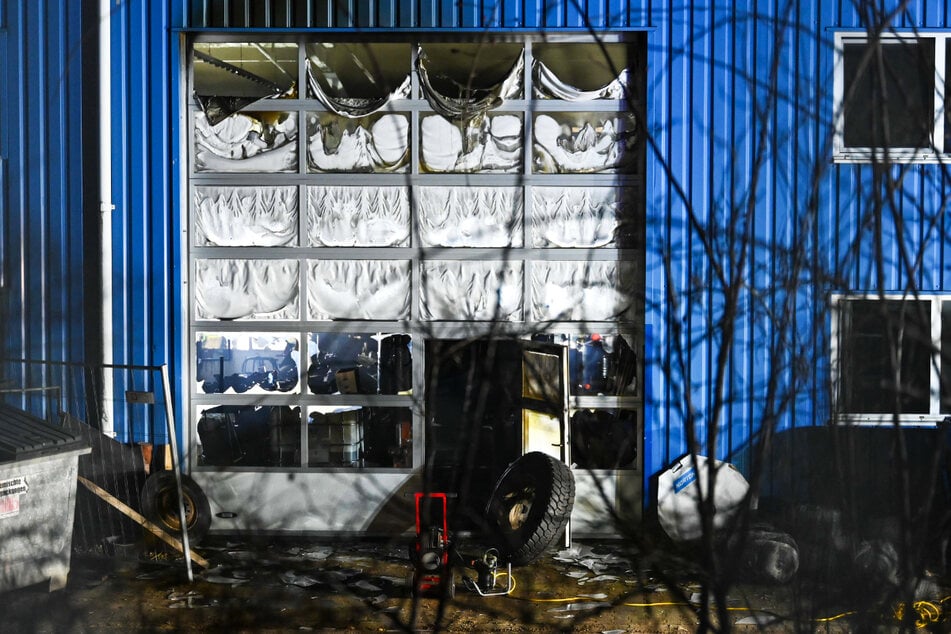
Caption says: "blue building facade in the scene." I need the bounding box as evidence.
[2,0,946,533]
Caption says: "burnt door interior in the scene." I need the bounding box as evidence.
[425,339,568,531]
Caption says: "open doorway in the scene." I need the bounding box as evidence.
[424,338,569,532]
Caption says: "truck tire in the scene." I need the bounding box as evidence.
[485,452,574,566]
[140,471,211,544]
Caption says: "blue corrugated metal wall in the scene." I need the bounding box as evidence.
[106,0,182,443]
[8,0,951,504]
[0,1,85,387]
[186,0,648,29]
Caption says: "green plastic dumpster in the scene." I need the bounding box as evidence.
[0,403,90,592]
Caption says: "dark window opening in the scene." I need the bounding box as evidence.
[843,39,934,148]
[840,299,932,414]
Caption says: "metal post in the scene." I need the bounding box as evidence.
[160,364,193,582]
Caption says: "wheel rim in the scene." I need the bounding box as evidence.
[503,485,535,531]
[157,490,196,531]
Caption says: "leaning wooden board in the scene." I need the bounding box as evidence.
[77,475,208,568]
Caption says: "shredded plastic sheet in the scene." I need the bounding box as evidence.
[194,186,298,247]
[420,261,523,321]
[307,64,411,118]
[195,259,299,320]
[533,114,636,173]
[531,187,627,248]
[307,113,409,172]
[416,46,522,119]
[307,186,409,247]
[307,260,410,320]
[417,186,522,247]
[194,112,298,173]
[531,261,636,322]
[532,59,629,100]
[421,114,521,173]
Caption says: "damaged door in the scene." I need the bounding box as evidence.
[519,341,570,464]
[425,338,571,539]
[513,340,573,548]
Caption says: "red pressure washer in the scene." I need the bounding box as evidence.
[409,492,513,598]
[409,492,454,598]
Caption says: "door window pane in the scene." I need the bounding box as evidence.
[195,111,298,173]
[194,186,298,247]
[417,186,522,247]
[307,332,412,395]
[306,42,411,100]
[533,112,637,173]
[533,42,631,99]
[307,406,412,468]
[197,405,301,467]
[420,114,522,173]
[570,409,637,469]
[307,186,409,247]
[307,112,409,173]
[196,332,300,394]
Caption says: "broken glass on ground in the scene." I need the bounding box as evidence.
[547,601,612,613]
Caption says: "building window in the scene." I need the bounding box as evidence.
[832,295,951,422]
[833,32,948,162]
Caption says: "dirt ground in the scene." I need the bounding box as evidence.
[2,536,943,633]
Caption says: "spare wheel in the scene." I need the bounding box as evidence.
[140,471,212,544]
[485,452,575,566]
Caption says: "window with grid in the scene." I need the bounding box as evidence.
[186,36,645,471]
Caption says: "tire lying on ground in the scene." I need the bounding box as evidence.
[140,471,212,544]
[485,452,575,566]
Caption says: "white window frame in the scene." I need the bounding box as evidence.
[831,293,945,426]
[833,31,948,163]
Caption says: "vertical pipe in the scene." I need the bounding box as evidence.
[99,0,114,437]
[161,364,194,582]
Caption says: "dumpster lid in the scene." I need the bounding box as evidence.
[0,403,89,462]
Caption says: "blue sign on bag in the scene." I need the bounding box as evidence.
[673,468,697,493]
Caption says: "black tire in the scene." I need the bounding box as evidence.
[140,471,211,544]
[485,452,575,566]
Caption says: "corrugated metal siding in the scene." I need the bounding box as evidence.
[10,0,951,502]
[0,1,85,385]
[186,0,648,29]
[644,1,951,489]
[106,0,182,443]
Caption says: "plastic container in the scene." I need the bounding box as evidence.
[0,404,90,591]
